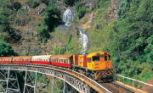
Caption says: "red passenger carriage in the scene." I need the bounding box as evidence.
[50,55,72,68]
[0,57,12,64]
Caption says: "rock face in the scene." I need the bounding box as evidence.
[80,12,94,30]
[110,0,119,19]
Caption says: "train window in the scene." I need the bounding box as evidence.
[59,59,61,63]
[104,56,107,61]
[92,56,100,61]
[53,59,55,62]
[63,59,65,63]
[65,60,67,64]
[52,59,55,62]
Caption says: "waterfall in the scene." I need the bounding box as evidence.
[79,29,88,54]
[63,7,89,54]
[63,7,74,27]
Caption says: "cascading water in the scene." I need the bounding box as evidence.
[63,7,89,54]
[79,29,88,54]
[63,7,74,27]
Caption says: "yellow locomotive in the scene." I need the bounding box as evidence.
[73,51,113,82]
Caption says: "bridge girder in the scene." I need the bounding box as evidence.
[0,65,91,93]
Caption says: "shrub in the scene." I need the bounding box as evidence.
[28,0,41,8]
[75,2,87,19]
[37,4,62,42]
[37,22,50,42]
[64,0,79,6]
[0,40,15,56]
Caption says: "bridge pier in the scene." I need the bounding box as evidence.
[63,81,68,93]
[0,69,20,93]
[23,71,37,93]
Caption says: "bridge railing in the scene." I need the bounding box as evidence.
[116,74,153,92]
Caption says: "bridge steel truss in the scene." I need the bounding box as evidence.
[0,65,111,93]
[0,68,21,93]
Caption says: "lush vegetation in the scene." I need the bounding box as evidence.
[0,40,15,56]
[87,0,153,81]
[0,0,21,42]
[37,3,62,42]
[110,0,153,80]
[0,0,18,56]
[75,1,87,19]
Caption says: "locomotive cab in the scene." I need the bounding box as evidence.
[87,51,112,71]
[86,51,114,81]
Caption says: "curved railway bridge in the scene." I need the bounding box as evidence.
[0,64,152,93]
[0,64,111,93]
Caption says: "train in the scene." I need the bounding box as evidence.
[0,51,114,82]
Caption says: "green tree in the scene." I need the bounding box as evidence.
[37,4,62,42]
[0,0,21,42]
[37,22,50,42]
[44,4,62,32]
[0,40,15,56]
[110,0,153,77]
[75,2,87,19]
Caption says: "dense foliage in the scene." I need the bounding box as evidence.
[110,0,153,79]
[0,0,18,56]
[87,0,153,81]
[37,3,62,42]
[0,40,15,56]
[75,2,87,19]
[0,0,21,42]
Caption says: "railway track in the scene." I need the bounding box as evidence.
[102,81,147,93]
[102,82,133,93]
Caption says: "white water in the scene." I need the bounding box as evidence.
[63,7,89,54]
[79,29,88,54]
[63,7,74,27]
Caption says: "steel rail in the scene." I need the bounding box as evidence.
[0,64,112,93]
